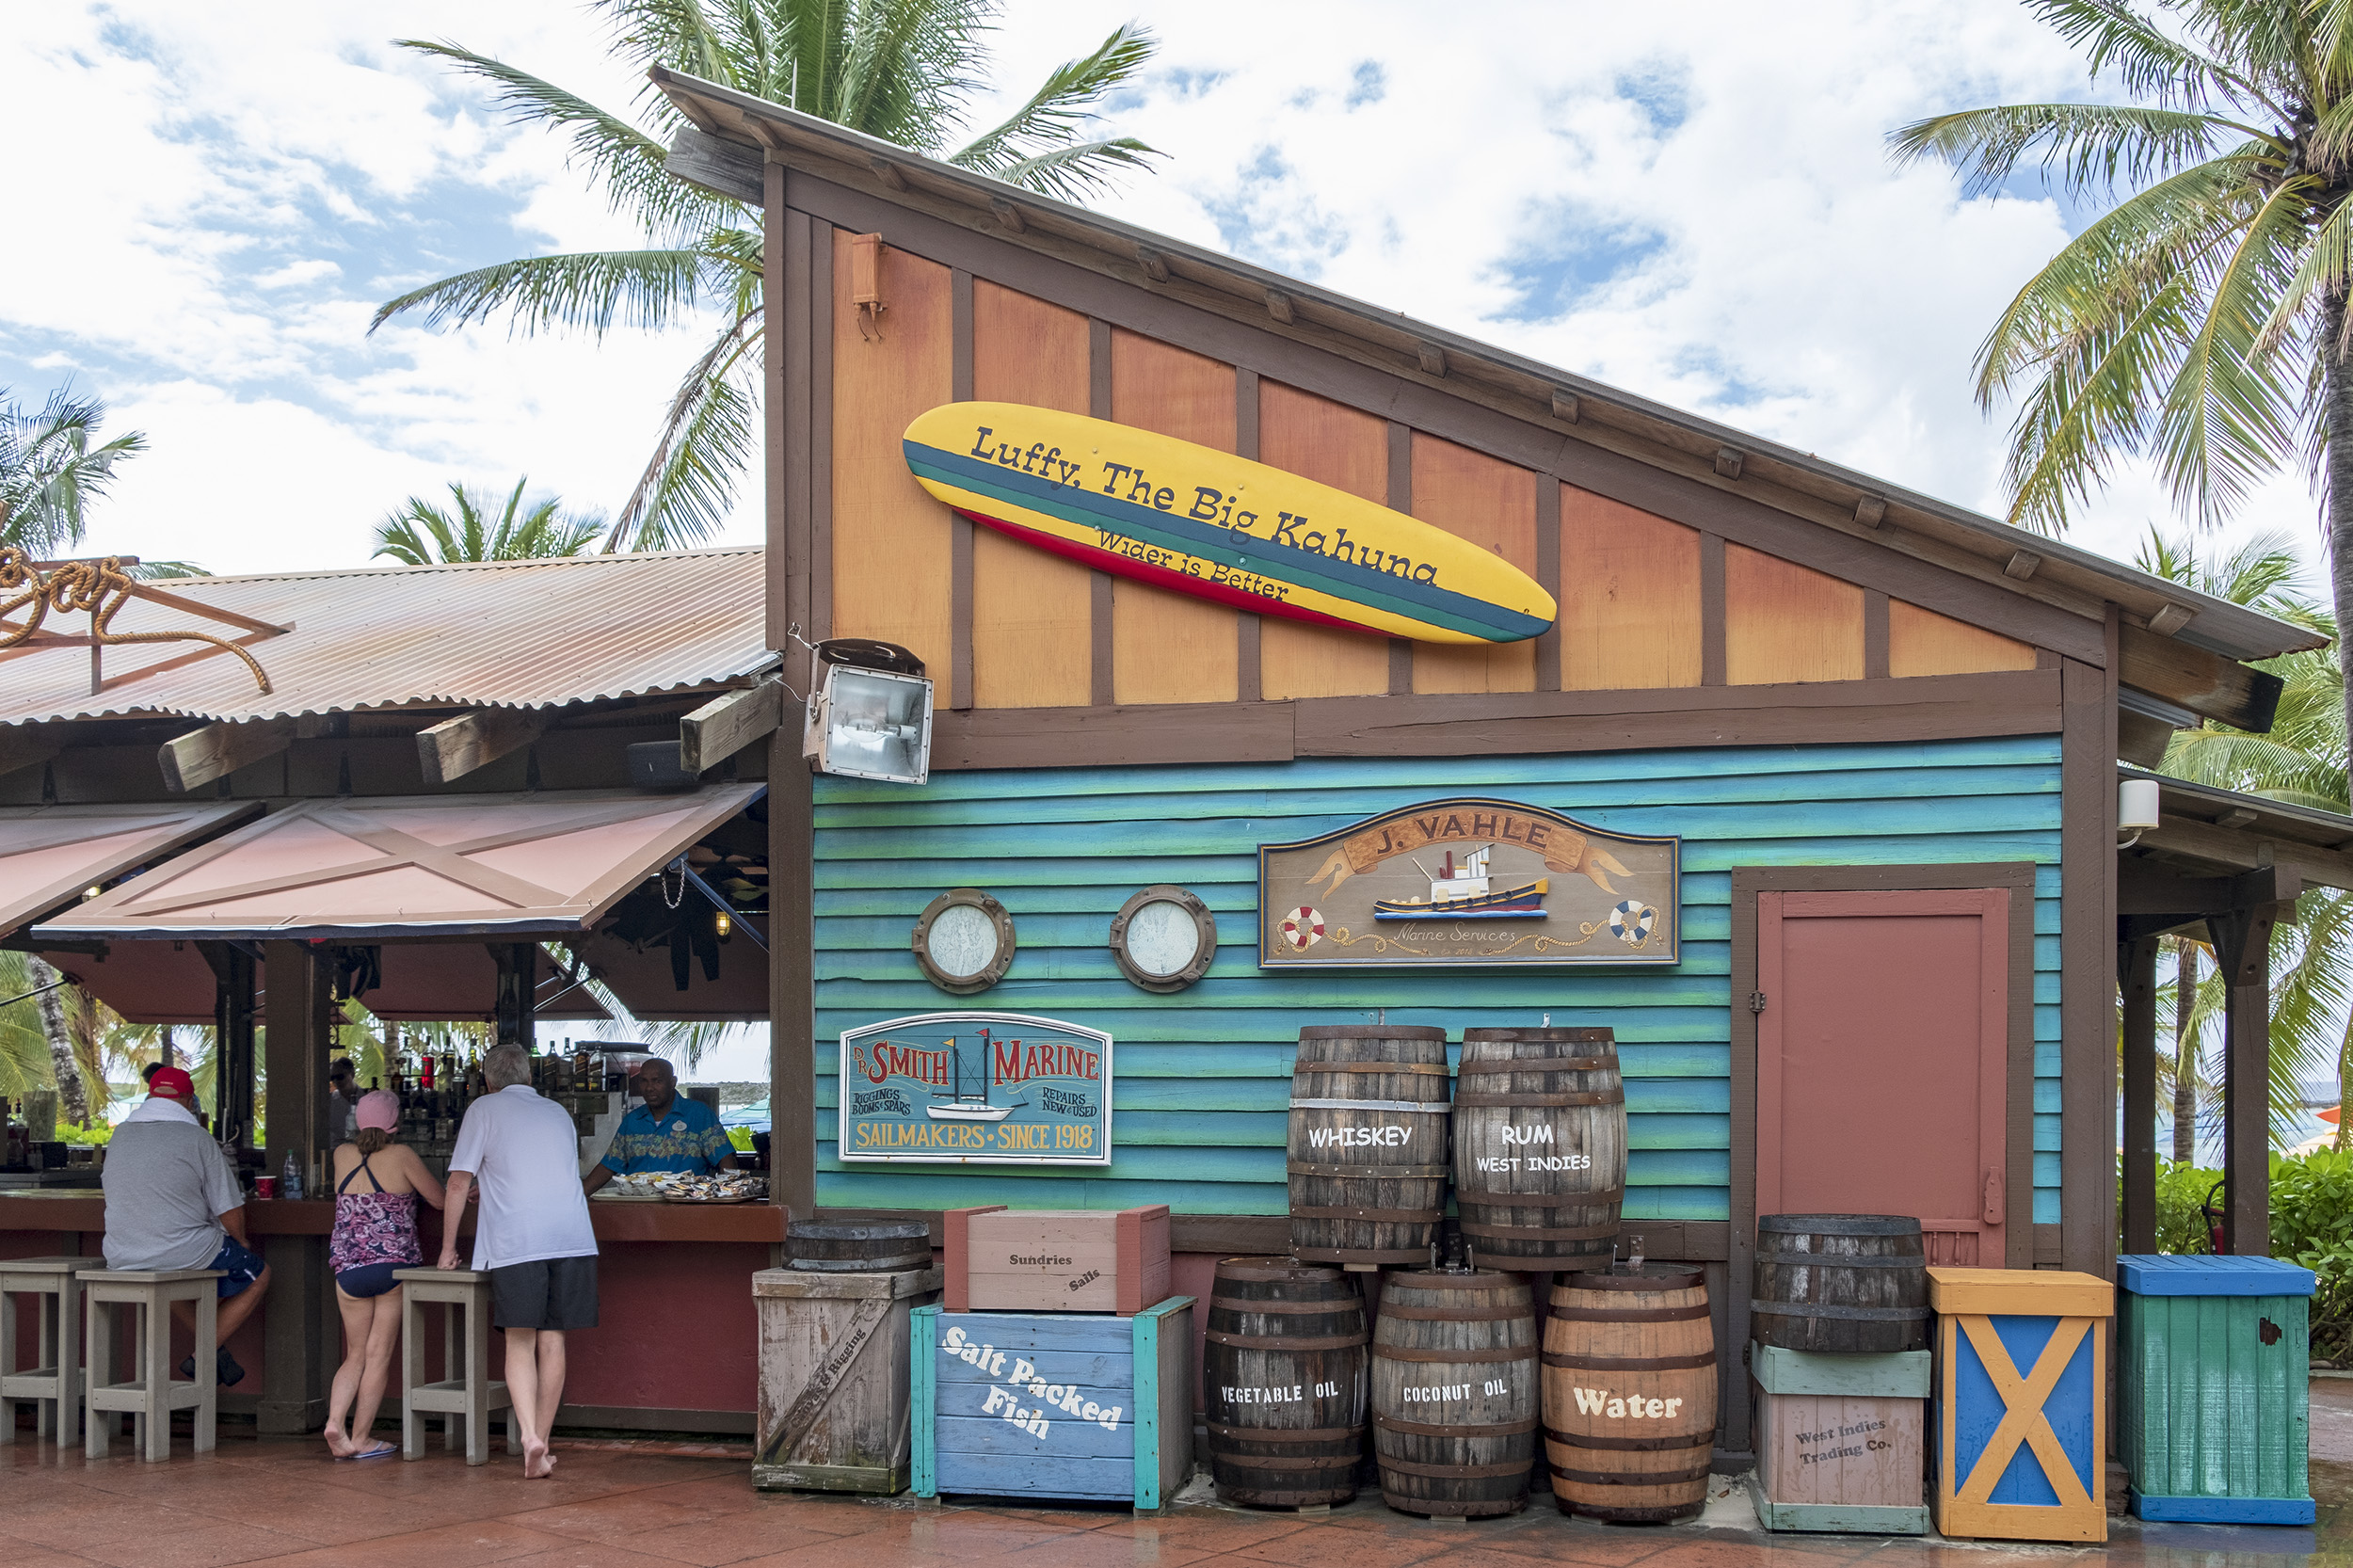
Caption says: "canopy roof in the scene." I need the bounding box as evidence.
[34,783,766,942]
[0,801,259,939]
[2125,763,2353,891]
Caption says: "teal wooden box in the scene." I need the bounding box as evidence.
[1749,1345,1929,1535]
[2117,1255,2315,1526]
[911,1299,1193,1509]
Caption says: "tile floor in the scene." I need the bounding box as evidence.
[0,1381,2342,1568]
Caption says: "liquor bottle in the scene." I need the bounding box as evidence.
[420,1052,436,1094]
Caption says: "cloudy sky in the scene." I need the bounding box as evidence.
[0,0,2329,595]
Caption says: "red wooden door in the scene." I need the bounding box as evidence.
[1755,888,2010,1267]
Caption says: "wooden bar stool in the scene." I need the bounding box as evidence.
[393,1267,513,1464]
[80,1268,219,1461]
[1,1257,90,1446]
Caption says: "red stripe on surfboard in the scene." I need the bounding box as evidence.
[953,508,1388,640]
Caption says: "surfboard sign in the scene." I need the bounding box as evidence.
[902,402,1557,645]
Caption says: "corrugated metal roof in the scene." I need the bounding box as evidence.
[0,547,774,726]
[651,68,2326,666]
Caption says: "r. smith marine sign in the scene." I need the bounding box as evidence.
[837,1011,1112,1166]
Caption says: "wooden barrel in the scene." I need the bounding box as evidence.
[1289,1025,1450,1265]
[1751,1214,1929,1353]
[1452,1027,1626,1265]
[1370,1270,1539,1518]
[1543,1264,1718,1522]
[1203,1256,1369,1508]
[786,1220,933,1272]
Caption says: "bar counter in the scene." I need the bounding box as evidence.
[1,1192,787,1435]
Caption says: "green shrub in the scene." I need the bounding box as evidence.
[2133,1151,2353,1362]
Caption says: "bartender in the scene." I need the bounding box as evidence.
[582,1058,737,1193]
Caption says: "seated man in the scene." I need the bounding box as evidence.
[582,1059,737,1194]
[101,1066,269,1385]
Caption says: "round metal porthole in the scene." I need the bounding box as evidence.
[1110,885,1216,993]
[912,888,1016,995]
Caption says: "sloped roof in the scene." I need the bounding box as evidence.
[0,547,774,727]
[648,67,2323,667]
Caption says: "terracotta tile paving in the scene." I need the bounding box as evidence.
[0,1408,2345,1568]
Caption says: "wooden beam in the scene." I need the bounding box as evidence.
[2117,707,2174,769]
[2147,602,2196,636]
[1853,495,1886,528]
[1551,390,1580,424]
[662,126,762,204]
[2121,623,2282,732]
[0,728,59,779]
[1135,246,1169,283]
[680,681,783,775]
[158,718,295,793]
[2139,813,2353,888]
[1264,288,1294,325]
[1713,448,1744,480]
[2118,861,2301,916]
[989,197,1026,234]
[2208,904,2286,1256]
[1417,342,1447,376]
[2004,551,2041,581]
[2120,936,2160,1256]
[414,708,547,787]
[868,155,906,191]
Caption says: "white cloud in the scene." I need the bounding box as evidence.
[0,0,2331,601]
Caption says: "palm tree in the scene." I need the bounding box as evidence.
[2136,526,2349,1147]
[371,0,1158,554]
[373,478,605,566]
[0,386,145,558]
[1890,1,2353,792]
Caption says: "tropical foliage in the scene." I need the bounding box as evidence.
[0,386,145,559]
[374,0,1160,554]
[372,478,604,565]
[2152,1152,2353,1360]
[1890,0,2353,849]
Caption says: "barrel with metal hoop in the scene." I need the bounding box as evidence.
[1202,1256,1369,1508]
[1370,1269,1540,1518]
[1543,1263,1718,1522]
[786,1219,933,1272]
[1289,1025,1451,1266]
[1751,1214,1929,1353]
[1452,1027,1625,1265]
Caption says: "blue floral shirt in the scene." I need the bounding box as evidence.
[600,1096,733,1176]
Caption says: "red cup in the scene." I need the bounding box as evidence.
[255,1176,279,1200]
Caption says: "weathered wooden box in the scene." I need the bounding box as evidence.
[1749,1344,1929,1534]
[943,1205,1172,1315]
[1928,1267,2111,1544]
[911,1299,1193,1508]
[2118,1254,2315,1524]
[753,1265,942,1494]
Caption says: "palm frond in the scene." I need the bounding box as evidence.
[0,387,148,558]
[2026,0,2291,117]
[1889,102,2253,200]
[370,249,709,339]
[605,312,761,552]
[950,24,1161,199]
[373,479,603,565]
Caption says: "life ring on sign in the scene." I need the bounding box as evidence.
[1279,906,1325,951]
[1608,901,1657,947]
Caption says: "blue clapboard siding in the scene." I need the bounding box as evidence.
[814,737,2065,1224]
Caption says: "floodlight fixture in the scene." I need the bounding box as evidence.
[802,638,934,785]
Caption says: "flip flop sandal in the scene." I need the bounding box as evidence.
[337,1441,398,1462]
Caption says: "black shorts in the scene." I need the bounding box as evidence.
[489,1255,599,1331]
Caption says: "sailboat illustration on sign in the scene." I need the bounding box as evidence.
[1372,845,1548,920]
[926,1030,1017,1122]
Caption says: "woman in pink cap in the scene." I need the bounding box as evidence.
[323,1085,447,1460]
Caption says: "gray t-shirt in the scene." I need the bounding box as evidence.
[103,1115,242,1272]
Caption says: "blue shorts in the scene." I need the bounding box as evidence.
[208,1234,265,1300]
[335,1261,406,1299]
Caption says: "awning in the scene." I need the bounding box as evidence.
[0,801,261,940]
[35,784,766,942]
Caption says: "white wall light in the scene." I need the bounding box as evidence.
[2118,776,2161,849]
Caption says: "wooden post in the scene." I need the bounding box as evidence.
[199,942,255,1144]
[2119,936,2160,1256]
[260,941,330,1433]
[492,943,536,1050]
[2205,905,2281,1256]
[770,735,816,1218]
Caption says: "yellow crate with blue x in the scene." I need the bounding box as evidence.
[1926,1268,2115,1543]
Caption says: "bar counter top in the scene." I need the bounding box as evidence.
[0,1191,789,1244]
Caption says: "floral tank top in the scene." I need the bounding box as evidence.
[328,1152,421,1273]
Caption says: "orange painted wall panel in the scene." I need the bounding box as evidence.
[1559,486,1703,690]
[1724,543,1865,685]
[1109,329,1238,705]
[1889,599,2038,679]
[831,236,955,702]
[1257,381,1391,699]
[1410,432,1537,695]
[970,281,1093,708]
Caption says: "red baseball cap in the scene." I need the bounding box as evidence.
[148,1066,197,1101]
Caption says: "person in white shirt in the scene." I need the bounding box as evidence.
[438,1044,597,1480]
[326,1058,359,1146]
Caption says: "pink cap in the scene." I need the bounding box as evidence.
[356,1089,399,1132]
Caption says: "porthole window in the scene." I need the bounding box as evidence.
[912,888,1016,994]
[1110,885,1216,993]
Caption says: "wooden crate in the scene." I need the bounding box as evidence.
[1927,1268,2112,1544]
[944,1205,1172,1315]
[1749,1344,1928,1534]
[753,1265,942,1494]
[911,1299,1193,1509]
[2118,1255,2316,1524]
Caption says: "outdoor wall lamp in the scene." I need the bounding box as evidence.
[2119,776,2161,849]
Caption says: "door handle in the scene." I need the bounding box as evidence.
[1983,1166,2004,1225]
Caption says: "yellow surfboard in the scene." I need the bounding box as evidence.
[903,402,1556,645]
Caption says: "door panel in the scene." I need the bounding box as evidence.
[1756,888,2010,1267]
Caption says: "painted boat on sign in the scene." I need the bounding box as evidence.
[1372,845,1549,920]
[902,402,1558,647]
